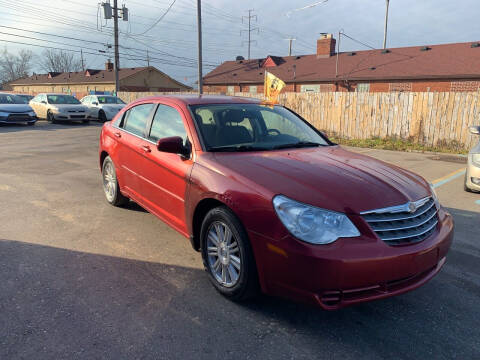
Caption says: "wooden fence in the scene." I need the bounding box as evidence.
[118,91,480,151]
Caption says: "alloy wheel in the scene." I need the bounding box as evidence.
[206,221,241,287]
[102,161,116,202]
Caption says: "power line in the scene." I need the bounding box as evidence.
[133,0,176,36]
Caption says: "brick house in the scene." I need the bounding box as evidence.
[203,34,480,93]
[7,61,191,98]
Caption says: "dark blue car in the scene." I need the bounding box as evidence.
[0,93,37,125]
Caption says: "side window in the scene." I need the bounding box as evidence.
[122,103,155,137]
[82,97,90,104]
[40,94,47,102]
[149,105,187,144]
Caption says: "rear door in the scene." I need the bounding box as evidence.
[113,102,156,196]
[135,103,194,235]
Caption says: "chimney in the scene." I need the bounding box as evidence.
[105,59,114,71]
[317,33,336,58]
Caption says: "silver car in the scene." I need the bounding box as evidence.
[29,93,90,123]
[80,95,125,122]
[465,126,480,192]
[0,92,37,125]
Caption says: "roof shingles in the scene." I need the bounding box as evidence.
[203,41,480,85]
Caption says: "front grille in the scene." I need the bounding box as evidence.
[68,110,84,113]
[361,197,438,245]
[70,115,85,119]
[7,114,31,121]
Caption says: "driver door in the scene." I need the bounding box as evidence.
[135,103,193,235]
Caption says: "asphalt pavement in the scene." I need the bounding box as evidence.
[0,121,479,359]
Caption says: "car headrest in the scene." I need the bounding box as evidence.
[220,109,245,125]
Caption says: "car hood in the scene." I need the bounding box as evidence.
[0,104,33,113]
[208,146,430,214]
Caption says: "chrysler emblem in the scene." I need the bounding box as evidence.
[407,202,417,213]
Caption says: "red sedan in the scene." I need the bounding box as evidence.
[99,95,453,309]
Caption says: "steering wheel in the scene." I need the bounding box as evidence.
[267,129,281,136]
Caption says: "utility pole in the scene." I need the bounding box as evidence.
[383,0,390,49]
[241,9,258,60]
[284,37,296,56]
[113,0,120,95]
[80,49,85,71]
[146,49,150,67]
[197,0,203,95]
[101,2,127,94]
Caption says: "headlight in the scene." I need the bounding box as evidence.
[429,183,441,210]
[0,111,9,118]
[51,107,60,113]
[472,154,480,167]
[28,111,36,117]
[273,195,360,244]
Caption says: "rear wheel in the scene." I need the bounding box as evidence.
[200,206,259,301]
[102,156,129,206]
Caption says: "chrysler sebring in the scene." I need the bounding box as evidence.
[98,95,453,309]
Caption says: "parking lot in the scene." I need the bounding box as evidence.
[0,121,479,359]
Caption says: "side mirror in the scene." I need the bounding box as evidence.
[156,136,190,157]
[469,126,480,135]
[41,101,46,104]
[92,102,98,105]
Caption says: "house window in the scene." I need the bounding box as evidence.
[356,83,370,92]
[227,86,234,94]
[249,86,257,94]
[389,82,412,92]
[300,84,320,93]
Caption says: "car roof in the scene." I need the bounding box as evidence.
[131,94,261,106]
[41,93,75,96]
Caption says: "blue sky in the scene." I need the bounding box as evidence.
[0,0,479,86]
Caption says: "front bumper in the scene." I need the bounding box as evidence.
[251,207,453,310]
[466,159,480,191]
[53,112,88,121]
[0,114,37,124]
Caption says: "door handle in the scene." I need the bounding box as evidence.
[114,132,121,138]
[141,145,151,153]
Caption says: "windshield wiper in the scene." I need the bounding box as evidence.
[208,144,270,152]
[271,141,326,150]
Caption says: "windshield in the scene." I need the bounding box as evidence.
[97,96,125,104]
[47,95,81,104]
[190,103,329,151]
[0,94,24,104]
[15,95,32,104]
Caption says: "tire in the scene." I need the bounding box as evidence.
[99,110,107,123]
[464,172,472,192]
[200,206,259,301]
[27,122,35,126]
[47,110,56,124]
[101,156,129,207]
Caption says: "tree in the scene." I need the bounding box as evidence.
[39,49,83,73]
[0,47,33,84]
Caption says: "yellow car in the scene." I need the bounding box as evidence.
[465,126,480,192]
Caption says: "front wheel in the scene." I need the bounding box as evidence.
[201,206,259,301]
[47,111,56,124]
[98,110,107,123]
[102,156,129,206]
